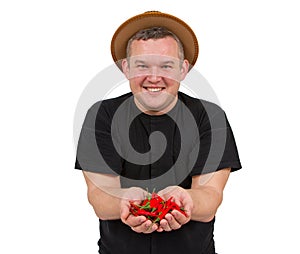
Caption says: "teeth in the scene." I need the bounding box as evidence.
[146,87,162,92]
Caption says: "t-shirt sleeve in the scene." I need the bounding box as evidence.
[190,103,242,176]
[74,101,122,175]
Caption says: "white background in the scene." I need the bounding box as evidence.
[1,0,299,253]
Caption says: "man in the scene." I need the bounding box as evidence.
[75,11,242,254]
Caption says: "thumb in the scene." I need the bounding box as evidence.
[120,202,130,221]
[182,199,193,218]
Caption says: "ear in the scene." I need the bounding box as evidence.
[121,59,130,79]
[180,59,189,81]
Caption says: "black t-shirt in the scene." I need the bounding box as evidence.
[75,92,242,254]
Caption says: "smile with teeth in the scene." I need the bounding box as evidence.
[144,87,164,92]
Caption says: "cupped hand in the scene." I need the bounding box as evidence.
[120,187,158,233]
[157,186,193,232]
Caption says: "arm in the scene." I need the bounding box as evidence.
[83,171,122,220]
[83,171,159,233]
[188,167,231,222]
[157,168,231,231]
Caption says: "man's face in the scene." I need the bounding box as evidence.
[122,37,189,115]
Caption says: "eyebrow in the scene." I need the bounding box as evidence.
[133,60,176,65]
[134,60,147,65]
[160,60,175,65]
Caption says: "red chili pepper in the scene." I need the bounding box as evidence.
[151,193,163,203]
[166,197,173,207]
[141,199,149,206]
[170,202,180,210]
[151,192,158,199]
[156,203,163,213]
[129,202,140,210]
[158,207,172,220]
[139,202,150,210]
[150,198,159,208]
[129,192,187,223]
[136,209,158,217]
[169,202,188,217]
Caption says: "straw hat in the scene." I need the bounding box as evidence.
[111,11,199,70]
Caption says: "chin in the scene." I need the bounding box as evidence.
[135,92,177,114]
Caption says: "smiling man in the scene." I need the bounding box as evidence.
[75,11,242,254]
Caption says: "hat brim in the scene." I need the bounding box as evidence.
[111,11,199,71]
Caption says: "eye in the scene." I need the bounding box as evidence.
[136,64,148,69]
[161,65,173,69]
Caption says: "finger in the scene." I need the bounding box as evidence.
[156,226,164,232]
[144,222,158,233]
[126,215,147,227]
[120,209,132,225]
[181,200,193,215]
[164,213,181,230]
[120,206,130,221]
[159,218,172,232]
[131,220,158,234]
[171,210,189,225]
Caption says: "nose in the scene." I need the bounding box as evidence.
[146,66,162,83]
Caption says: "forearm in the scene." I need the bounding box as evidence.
[87,186,124,220]
[187,186,223,222]
[83,172,148,221]
[83,171,125,220]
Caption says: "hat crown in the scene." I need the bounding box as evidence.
[144,11,160,14]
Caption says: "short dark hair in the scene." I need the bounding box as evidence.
[126,26,185,61]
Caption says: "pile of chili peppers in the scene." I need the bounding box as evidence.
[129,192,187,223]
